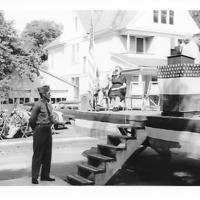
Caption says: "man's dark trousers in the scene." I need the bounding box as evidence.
[32,125,52,179]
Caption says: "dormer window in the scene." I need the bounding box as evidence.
[161,10,167,24]
[153,10,174,25]
[153,10,159,23]
[169,10,174,25]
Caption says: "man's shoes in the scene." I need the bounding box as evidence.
[40,177,55,181]
[32,178,39,184]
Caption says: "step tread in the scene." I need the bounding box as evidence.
[117,124,144,129]
[78,163,105,173]
[98,143,126,150]
[67,174,94,185]
[86,153,115,161]
[108,134,135,140]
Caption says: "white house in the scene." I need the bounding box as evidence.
[45,10,200,101]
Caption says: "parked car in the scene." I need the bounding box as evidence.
[59,103,79,110]
[58,100,80,110]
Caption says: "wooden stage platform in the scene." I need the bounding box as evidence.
[60,109,200,159]
[60,109,200,134]
[61,109,160,124]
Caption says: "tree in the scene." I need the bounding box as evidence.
[21,20,63,61]
[189,10,200,29]
[0,12,63,97]
[0,11,40,99]
[0,12,19,81]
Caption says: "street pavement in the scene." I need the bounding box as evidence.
[0,125,105,186]
[1,124,200,186]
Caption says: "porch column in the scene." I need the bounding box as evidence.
[126,34,130,53]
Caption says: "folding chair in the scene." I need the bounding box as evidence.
[129,81,145,110]
[144,81,160,110]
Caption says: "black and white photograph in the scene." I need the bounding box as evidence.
[1,0,200,199]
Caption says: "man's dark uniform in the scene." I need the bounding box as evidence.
[29,85,55,184]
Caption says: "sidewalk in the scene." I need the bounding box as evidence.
[0,176,69,186]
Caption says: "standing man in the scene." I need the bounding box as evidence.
[29,85,55,184]
[182,32,200,64]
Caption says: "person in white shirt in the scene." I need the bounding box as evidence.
[182,33,200,64]
[183,34,191,45]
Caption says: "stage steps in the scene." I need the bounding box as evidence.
[66,119,147,185]
[67,174,94,185]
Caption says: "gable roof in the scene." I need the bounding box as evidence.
[125,10,200,36]
[45,10,200,50]
[77,10,138,33]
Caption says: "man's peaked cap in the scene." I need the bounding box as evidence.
[37,85,50,94]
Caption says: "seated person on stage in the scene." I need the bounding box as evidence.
[108,66,127,111]
[182,32,200,64]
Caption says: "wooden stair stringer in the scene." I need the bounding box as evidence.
[94,129,147,185]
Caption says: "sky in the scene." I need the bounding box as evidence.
[2,0,200,34]
[4,9,73,34]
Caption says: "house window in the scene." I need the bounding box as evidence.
[14,98,18,104]
[136,38,145,53]
[25,98,30,103]
[8,98,14,104]
[153,10,159,23]
[34,98,39,102]
[161,10,167,24]
[169,10,174,25]
[154,10,174,25]
[20,98,24,104]
[56,98,61,103]
[51,98,55,104]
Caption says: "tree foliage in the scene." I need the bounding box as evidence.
[189,10,200,29]
[0,11,40,98]
[0,12,63,99]
[0,12,20,81]
[21,20,63,61]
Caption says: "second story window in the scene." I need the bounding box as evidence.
[153,10,159,23]
[161,10,167,24]
[154,10,174,25]
[169,10,174,25]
